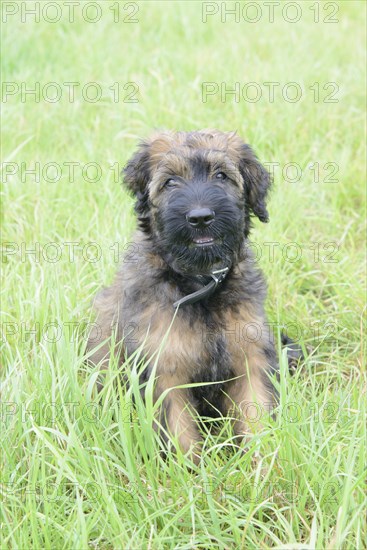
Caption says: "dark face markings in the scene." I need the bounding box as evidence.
[149,151,246,275]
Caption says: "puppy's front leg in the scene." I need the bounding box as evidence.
[154,384,202,464]
[223,357,276,437]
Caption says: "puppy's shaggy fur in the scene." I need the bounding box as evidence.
[87,130,295,461]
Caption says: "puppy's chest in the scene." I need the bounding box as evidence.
[124,304,244,383]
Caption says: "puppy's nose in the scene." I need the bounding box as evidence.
[186,208,215,228]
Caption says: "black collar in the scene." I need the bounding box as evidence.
[173,266,230,309]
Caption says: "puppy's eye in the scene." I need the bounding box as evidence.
[215,172,227,181]
[165,178,176,187]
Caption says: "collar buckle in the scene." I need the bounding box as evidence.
[210,266,230,287]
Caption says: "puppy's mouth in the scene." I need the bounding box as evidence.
[192,236,215,247]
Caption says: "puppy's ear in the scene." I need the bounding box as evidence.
[239,144,271,223]
[122,141,151,195]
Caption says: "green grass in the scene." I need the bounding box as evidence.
[1,1,366,548]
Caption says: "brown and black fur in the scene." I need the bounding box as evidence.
[87,130,301,462]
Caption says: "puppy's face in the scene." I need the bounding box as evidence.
[123,130,271,275]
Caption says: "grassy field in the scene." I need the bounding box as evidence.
[1,1,366,548]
